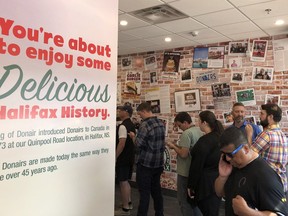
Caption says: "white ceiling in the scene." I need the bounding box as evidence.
[118,0,288,55]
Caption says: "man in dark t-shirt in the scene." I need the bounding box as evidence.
[215,127,288,216]
[115,105,136,216]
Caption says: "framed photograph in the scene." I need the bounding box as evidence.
[208,46,225,68]
[245,116,256,124]
[144,55,157,70]
[229,57,242,69]
[192,47,208,68]
[223,112,233,125]
[235,88,256,105]
[149,71,158,85]
[180,69,192,82]
[162,52,181,73]
[146,99,161,113]
[265,94,280,105]
[231,72,244,83]
[228,41,248,56]
[121,57,132,69]
[252,67,273,83]
[251,40,268,62]
[211,83,231,98]
[174,89,201,112]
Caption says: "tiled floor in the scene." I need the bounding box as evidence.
[114,182,225,216]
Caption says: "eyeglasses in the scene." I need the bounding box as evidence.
[222,144,244,158]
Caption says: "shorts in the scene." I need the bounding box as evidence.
[116,165,133,182]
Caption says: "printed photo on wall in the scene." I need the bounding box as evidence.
[124,71,141,95]
[144,55,157,70]
[211,83,231,98]
[231,72,244,83]
[235,88,256,105]
[149,71,158,85]
[223,112,233,125]
[192,47,208,68]
[121,57,132,69]
[146,99,161,113]
[251,40,268,62]
[208,46,225,68]
[229,57,242,69]
[228,41,248,56]
[174,89,201,112]
[265,94,280,106]
[180,69,192,82]
[162,52,181,73]
[245,116,256,124]
[252,67,273,83]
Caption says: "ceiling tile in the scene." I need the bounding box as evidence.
[156,18,206,33]
[228,0,276,7]
[122,39,158,48]
[119,0,164,13]
[118,32,141,42]
[118,14,150,31]
[179,28,223,40]
[194,9,249,27]
[193,36,231,45]
[227,30,268,40]
[145,34,192,45]
[253,14,288,29]
[239,0,288,20]
[121,25,171,38]
[170,0,233,17]
[213,21,261,35]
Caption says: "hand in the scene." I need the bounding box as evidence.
[232,195,249,215]
[219,154,233,177]
[245,124,253,137]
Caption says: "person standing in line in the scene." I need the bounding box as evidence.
[187,110,224,216]
[230,102,261,141]
[115,105,136,216]
[246,103,288,196]
[167,112,203,216]
[215,127,288,215]
[129,102,165,216]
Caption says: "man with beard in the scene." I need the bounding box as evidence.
[230,102,261,142]
[246,103,288,196]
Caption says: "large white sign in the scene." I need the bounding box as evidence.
[0,0,117,215]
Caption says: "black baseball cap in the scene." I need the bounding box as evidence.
[117,105,133,116]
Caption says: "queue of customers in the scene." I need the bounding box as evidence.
[115,102,288,216]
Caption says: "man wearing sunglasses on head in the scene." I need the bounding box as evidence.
[215,127,288,216]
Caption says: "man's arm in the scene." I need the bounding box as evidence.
[116,138,126,159]
[167,143,189,158]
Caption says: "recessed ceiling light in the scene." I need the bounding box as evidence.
[165,37,172,42]
[120,20,128,26]
[275,19,284,25]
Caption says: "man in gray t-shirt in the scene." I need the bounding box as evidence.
[167,112,203,216]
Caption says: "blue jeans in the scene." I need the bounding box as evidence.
[177,175,202,216]
[136,164,164,216]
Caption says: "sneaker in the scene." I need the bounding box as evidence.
[118,202,133,210]
[114,208,130,216]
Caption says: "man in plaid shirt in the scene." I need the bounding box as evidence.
[246,103,288,196]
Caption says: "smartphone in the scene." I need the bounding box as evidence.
[222,154,230,164]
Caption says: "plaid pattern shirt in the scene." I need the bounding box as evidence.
[251,124,288,192]
[135,116,165,168]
